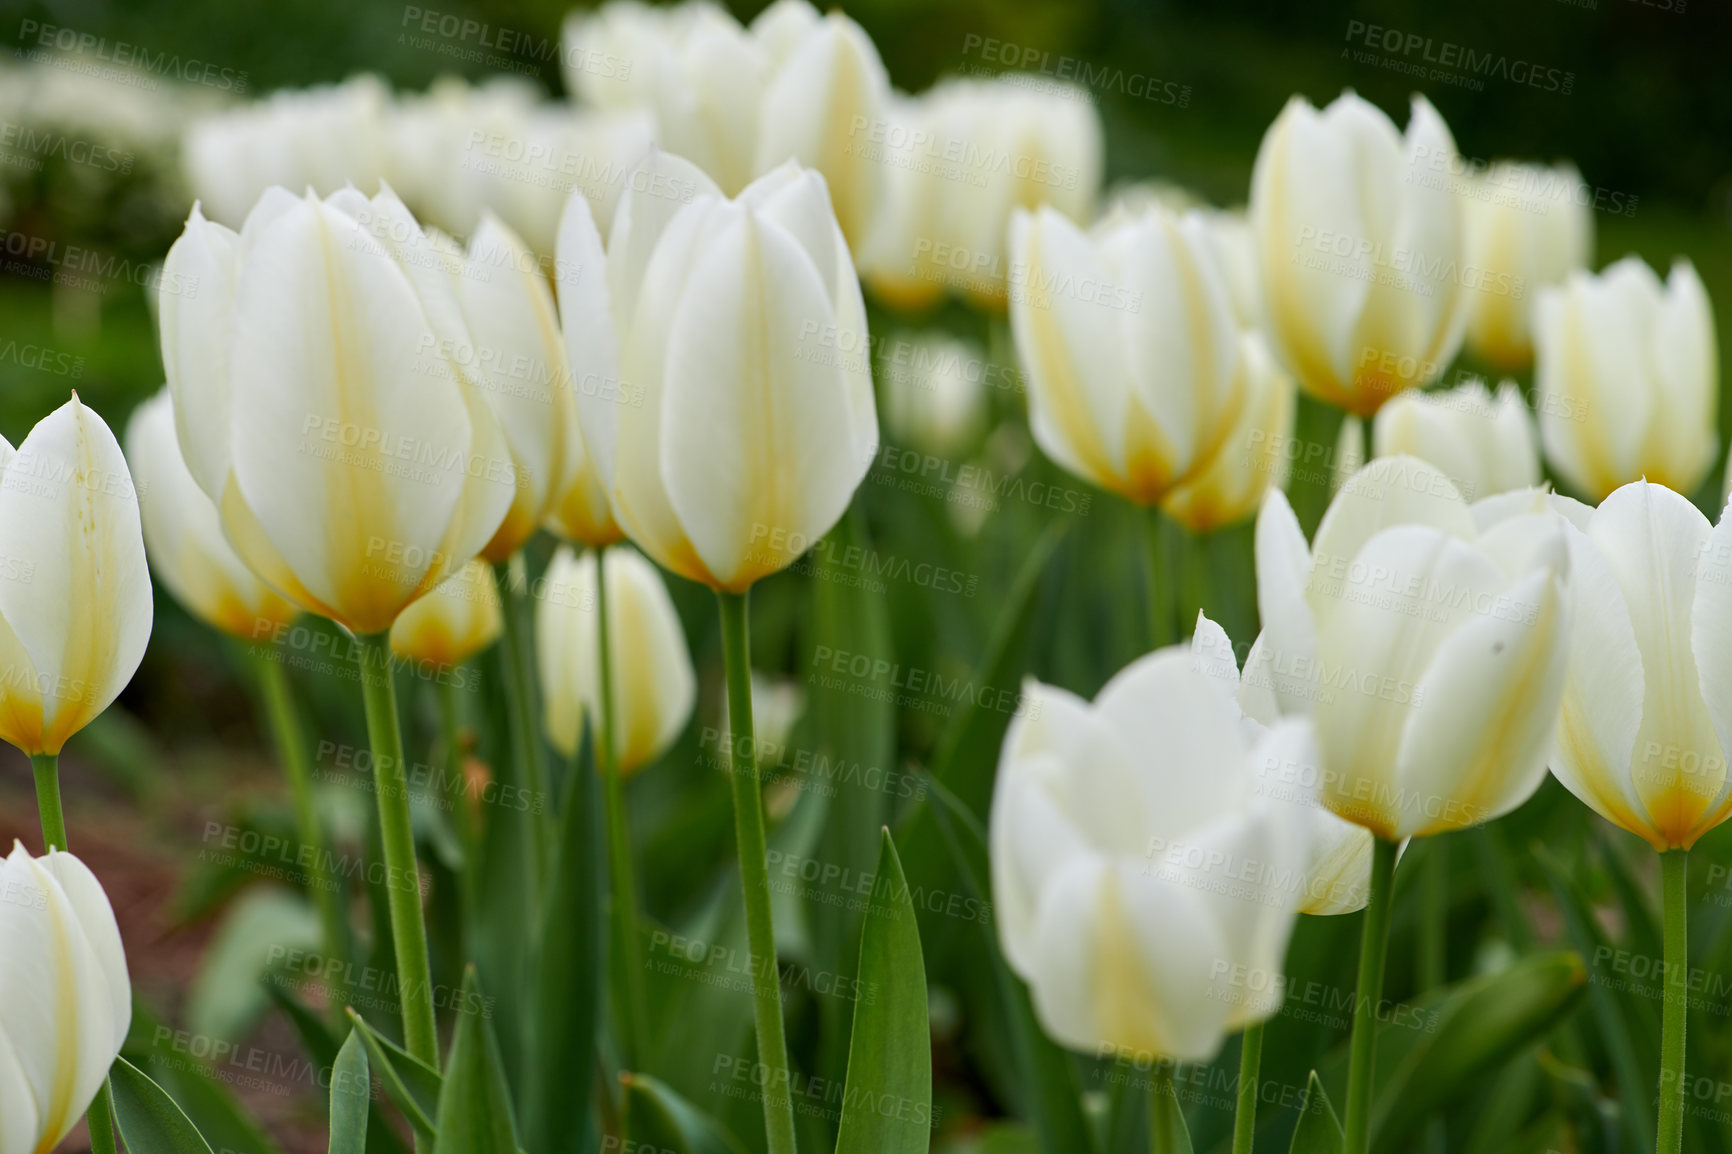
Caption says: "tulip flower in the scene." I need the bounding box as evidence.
[1370,379,1540,503]
[880,332,990,458]
[1160,332,1296,533]
[718,672,806,772]
[1459,162,1592,369]
[1201,209,1260,330]
[1251,92,1466,415]
[0,842,131,1154]
[390,559,502,667]
[1533,255,1718,502]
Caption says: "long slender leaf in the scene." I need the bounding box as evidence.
[1148,1071,1194,1154]
[623,1073,750,1154]
[110,1056,216,1154]
[330,1030,371,1154]
[348,1009,442,1146]
[265,983,408,1154]
[433,968,519,1154]
[1290,1071,1343,1154]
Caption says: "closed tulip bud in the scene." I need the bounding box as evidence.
[1008,203,1242,506]
[1199,209,1260,330]
[1252,92,1465,414]
[748,0,820,67]
[718,672,806,768]
[1460,162,1592,369]
[1371,379,1540,502]
[0,841,131,1154]
[989,647,1314,1060]
[1547,482,1732,850]
[1161,332,1296,533]
[1534,256,1717,502]
[126,387,298,641]
[389,559,501,667]
[880,333,989,458]
[535,545,695,773]
[555,153,877,590]
[0,396,151,756]
[1252,456,1572,840]
[159,188,515,635]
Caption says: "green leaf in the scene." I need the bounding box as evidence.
[329,1030,371,1154]
[1288,1072,1343,1154]
[433,967,519,1154]
[623,1073,749,1154]
[110,1056,216,1154]
[265,984,408,1154]
[1147,1072,1193,1154]
[835,829,933,1154]
[187,887,322,1044]
[348,1009,443,1146]
[122,997,285,1154]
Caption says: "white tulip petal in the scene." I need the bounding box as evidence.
[990,753,1098,978]
[1253,489,1319,714]
[36,851,131,1053]
[159,205,241,499]
[607,149,724,333]
[556,190,624,493]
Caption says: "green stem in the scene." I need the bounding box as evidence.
[717,589,798,1154]
[436,677,479,929]
[355,632,440,1068]
[1149,1061,1179,1154]
[1343,836,1398,1154]
[1141,505,1175,652]
[31,752,66,852]
[1232,1023,1263,1154]
[1658,849,1688,1154]
[596,545,650,1069]
[87,1079,119,1154]
[492,560,551,893]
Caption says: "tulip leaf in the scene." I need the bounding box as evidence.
[330,1030,371,1154]
[834,828,932,1154]
[433,967,520,1154]
[1288,1072,1343,1154]
[264,984,408,1154]
[1148,1071,1193,1154]
[622,1073,750,1154]
[348,1008,443,1146]
[110,1056,216,1154]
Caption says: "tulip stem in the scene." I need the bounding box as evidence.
[1148,1061,1182,1153]
[1343,836,1398,1154]
[31,752,67,852]
[595,547,650,1069]
[355,632,440,1068]
[1232,1023,1264,1154]
[1658,849,1688,1154]
[717,589,798,1154]
[492,561,552,892]
[1141,506,1177,651]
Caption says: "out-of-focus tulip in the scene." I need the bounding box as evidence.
[1371,379,1540,502]
[1161,333,1296,533]
[989,645,1313,1060]
[1008,202,1241,506]
[1251,92,1465,415]
[1251,456,1572,840]
[1200,209,1259,330]
[0,841,131,1154]
[159,188,515,636]
[860,77,1102,310]
[535,545,694,773]
[1548,482,1732,850]
[126,387,298,641]
[1459,162,1592,369]
[1533,256,1717,502]
[880,332,990,458]
[389,559,502,667]
[718,672,806,769]
[0,397,151,756]
[555,153,876,590]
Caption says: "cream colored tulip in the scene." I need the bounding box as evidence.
[535,545,695,772]
[1161,333,1296,533]
[126,387,298,642]
[159,188,515,636]
[389,559,502,667]
[1533,256,1717,502]
[554,153,876,590]
[1251,92,1465,415]
[880,333,990,458]
[1371,379,1540,502]
[1201,209,1259,330]
[0,841,131,1154]
[1251,457,1572,840]
[1460,162,1592,369]
[718,672,806,768]
[989,646,1313,1060]
[0,397,152,756]
[1008,202,1241,506]
[1546,482,1732,850]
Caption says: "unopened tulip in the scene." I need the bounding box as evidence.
[0,397,152,756]
[555,153,877,589]
[1008,202,1242,506]
[880,332,989,458]
[1200,209,1260,330]
[989,646,1313,1059]
[1371,379,1540,502]
[1460,162,1592,369]
[536,545,694,773]
[718,672,806,768]
[159,188,515,635]
[126,387,297,642]
[1533,256,1717,501]
[390,559,502,667]
[1251,93,1465,414]
[0,841,131,1154]
[1251,457,1571,840]
[1161,332,1296,533]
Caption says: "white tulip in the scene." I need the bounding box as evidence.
[989,646,1313,1060]
[0,842,131,1154]
[718,672,807,768]
[1160,332,1297,533]
[1459,162,1592,369]
[389,559,502,668]
[1371,379,1540,502]
[1251,457,1572,840]
[1533,256,1717,502]
[1251,92,1465,414]
[0,397,151,756]
[880,332,990,458]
